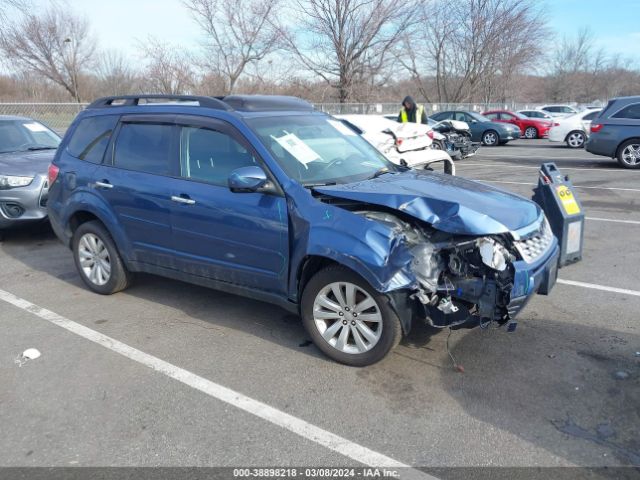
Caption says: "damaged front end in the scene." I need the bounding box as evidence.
[358,211,559,330]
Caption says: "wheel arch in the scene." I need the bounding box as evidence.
[564,129,586,142]
[296,254,415,335]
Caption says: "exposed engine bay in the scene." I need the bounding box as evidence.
[431,119,480,160]
[359,211,523,329]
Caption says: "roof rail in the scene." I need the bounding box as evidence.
[87,95,233,111]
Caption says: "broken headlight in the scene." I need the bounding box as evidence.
[478,238,509,271]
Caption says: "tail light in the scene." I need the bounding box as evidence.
[427,130,434,140]
[396,138,403,146]
[591,123,603,133]
[48,164,60,186]
[553,122,560,127]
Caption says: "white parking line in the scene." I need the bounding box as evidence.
[0,288,435,479]
[457,163,625,173]
[479,153,596,161]
[586,217,640,225]
[557,279,640,297]
[477,179,640,192]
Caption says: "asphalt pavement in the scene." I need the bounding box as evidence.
[1,139,638,478]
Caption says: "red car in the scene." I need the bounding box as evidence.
[482,110,552,139]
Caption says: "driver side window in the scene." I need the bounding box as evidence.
[179,126,256,186]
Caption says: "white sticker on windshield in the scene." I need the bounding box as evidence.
[272,132,321,166]
[23,122,48,132]
[327,119,356,136]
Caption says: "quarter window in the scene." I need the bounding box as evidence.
[113,123,173,175]
[67,115,119,164]
[612,103,640,120]
[179,126,257,186]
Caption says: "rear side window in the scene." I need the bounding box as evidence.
[113,123,173,175]
[67,115,119,164]
[612,103,640,120]
[484,113,499,120]
[583,111,599,121]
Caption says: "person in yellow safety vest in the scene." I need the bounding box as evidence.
[398,96,428,124]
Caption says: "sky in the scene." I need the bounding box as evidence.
[29,0,640,63]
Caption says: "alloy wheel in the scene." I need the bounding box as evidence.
[483,132,497,145]
[312,282,383,354]
[78,233,111,286]
[524,127,537,139]
[567,132,585,148]
[621,144,640,166]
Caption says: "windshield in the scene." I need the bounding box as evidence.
[246,114,396,186]
[0,120,61,154]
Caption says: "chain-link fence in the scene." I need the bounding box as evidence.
[315,102,547,115]
[0,100,577,132]
[0,103,87,133]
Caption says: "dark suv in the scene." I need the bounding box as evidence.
[48,95,559,366]
[586,96,640,169]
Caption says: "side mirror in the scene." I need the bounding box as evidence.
[228,166,268,193]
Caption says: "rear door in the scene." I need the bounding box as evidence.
[168,116,289,294]
[96,115,178,266]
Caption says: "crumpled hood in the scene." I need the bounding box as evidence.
[0,149,56,177]
[315,170,541,235]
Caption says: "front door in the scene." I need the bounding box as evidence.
[169,118,289,294]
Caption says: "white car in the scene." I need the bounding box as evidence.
[335,115,455,174]
[538,105,579,118]
[547,108,602,148]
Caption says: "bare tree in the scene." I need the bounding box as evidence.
[0,0,27,23]
[285,0,422,104]
[96,50,139,96]
[0,5,96,102]
[183,0,283,94]
[138,38,196,95]
[398,0,547,103]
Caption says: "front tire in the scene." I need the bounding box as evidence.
[301,266,402,366]
[482,130,499,146]
[72,221,132,295]
[617,139,640,169]
[566,131,586,148]
[524,126,538,139]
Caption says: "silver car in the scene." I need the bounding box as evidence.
[0,116,61,231]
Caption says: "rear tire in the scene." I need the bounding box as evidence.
[617,139,640,169]
[482,130,499,146]
[566,131,586,148]
[301,266,402,366]
[72,221,132,295]
[432,139,444,151]
[524,126,538,139]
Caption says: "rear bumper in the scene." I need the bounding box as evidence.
[586,135,616,157]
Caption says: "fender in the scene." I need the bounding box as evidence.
[61,190,135,264]
[286,183,419,299]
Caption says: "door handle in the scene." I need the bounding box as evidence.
[171,195,196,205]
[95,180,113,189]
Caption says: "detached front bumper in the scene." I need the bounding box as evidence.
[507,240,559,318]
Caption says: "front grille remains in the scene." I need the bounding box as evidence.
[514,217,554,263]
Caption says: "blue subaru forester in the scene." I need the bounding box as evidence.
[48,95,559,366]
